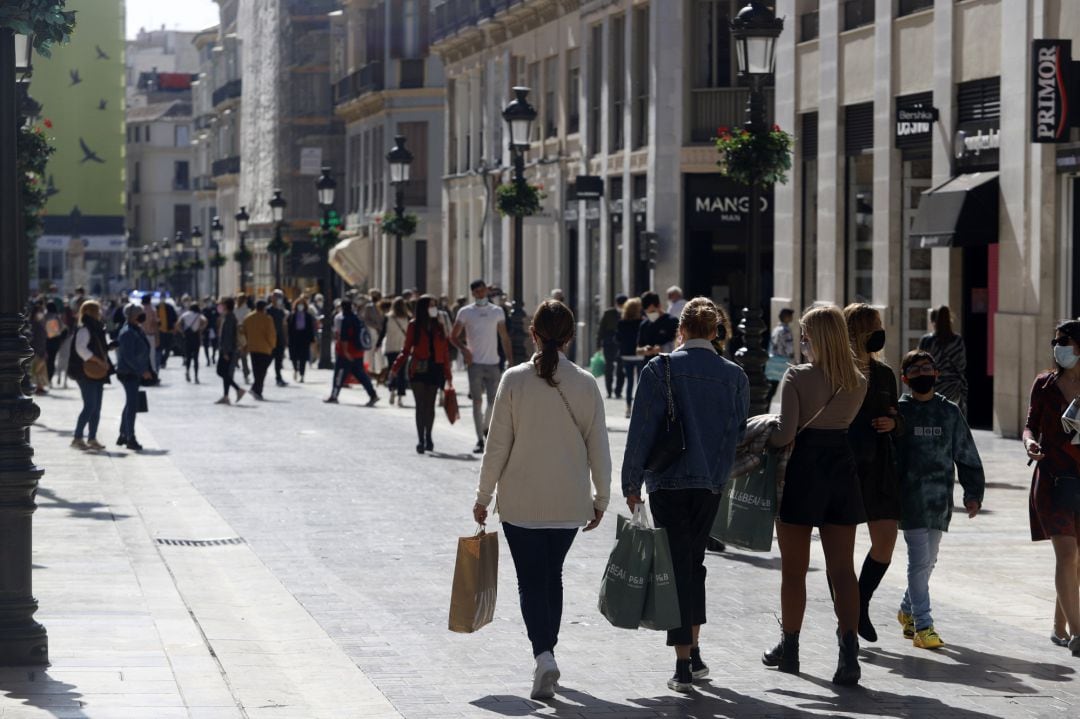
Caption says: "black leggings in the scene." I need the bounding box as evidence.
[411,381,439,442]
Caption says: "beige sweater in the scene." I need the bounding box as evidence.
[476,356,612,523]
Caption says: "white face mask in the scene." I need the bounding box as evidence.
[1054,344,1079,370]
[475,297,489,306]
[646,311,660,322]
[427,307,439,319]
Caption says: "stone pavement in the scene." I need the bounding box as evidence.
[4,358,1080,718]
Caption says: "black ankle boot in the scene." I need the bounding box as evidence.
[858,556,890,643]
[762,630,799,674]
[832,630,861,686]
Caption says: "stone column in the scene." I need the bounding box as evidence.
[771,0,799,325]
[815,0,843,304]
[930,0,961,316]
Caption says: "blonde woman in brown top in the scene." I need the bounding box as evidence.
[762,305,867,686]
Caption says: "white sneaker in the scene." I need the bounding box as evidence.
[530,651,559,700]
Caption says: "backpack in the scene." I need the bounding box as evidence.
[342,314,373,353]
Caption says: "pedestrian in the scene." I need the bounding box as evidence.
[766,308,796,405]
[616,297,644,419]
[116,303,153,451]
[550,288,565,303]
[895,349,984,649]
[178,302,208,383]
[382,296,411,406]
[918,305,968,416]
[43,300,67,384]
[286,297,315,383]
[29,300,49,395]
[1023,320,1080,656]
[762,304,867,685]
[202,298,219,367]
[325,299,379,406]
[139,294,160,373]
[666,286,686,318]
[622,297,749,692]
[157,296,178,368]
[69,300,114,451]
[638,291,680,358]
[268,289,289,387]
[109,294,127,341]
[215,297,246,405]
[597,294,627,400]
[242,300,277,401]
[843,303,904,644]
[234,292,252,384]
[472,299,610,700]
[389,295,454,453]
[362,289,385,378]
[451,279,513,453]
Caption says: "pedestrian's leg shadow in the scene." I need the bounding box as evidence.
[426,451,479,462]
[711,550,821,573]
[133,448,170,456]
[860,643,1075,693]
[37,487,129,521]
[0,670,89,718]
[32,423,73,437]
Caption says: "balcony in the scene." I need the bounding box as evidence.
[333,62,384,105]
[212,79,242,108]
[400,59,425,89]
[689,87,774,144]
[193,175,217,191]
[431,0,526,44]
[212,155,241,177]
[285,0,337,16]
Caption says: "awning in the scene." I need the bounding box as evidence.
[908,171,999,249]
[328,233,372,287]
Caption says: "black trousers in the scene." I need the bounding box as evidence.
[603,342,623,397]
[503,522,578,657]
[411,381,438,442]
[649,488,722,646]
[273,346,285,381]
[250,352,272,396]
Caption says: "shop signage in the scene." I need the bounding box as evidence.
[684,174,773,231]
[574,175,604,199]
[1031,39,1077,143]
[954,126,1000,159]
[895,105,937,147]
[288,240,323,274]
[1056,147,1080,173]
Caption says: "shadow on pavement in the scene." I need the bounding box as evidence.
[984,481,1025,491]
[427,452,480,462]
[712,550,821,573]
[37,487,128,522]
[134,448,170,456]
[0,671,88,718]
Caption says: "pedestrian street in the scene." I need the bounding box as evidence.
[8,365,1080,719]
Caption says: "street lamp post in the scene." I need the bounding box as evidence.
[235,206,249,295]
[386,135,413,295]
[161,237,173,296]
[190,225,203,299]
[316,167,337,369]
[211,216,224,299]
[151,243,160,291]
[268,189,287,291]
[174,231,186,296]
[0,27,48,666]
[502,86,537,366]
[140,246,150,291]
[731,1,783,416]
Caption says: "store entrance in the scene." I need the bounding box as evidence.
[962,244,993,429]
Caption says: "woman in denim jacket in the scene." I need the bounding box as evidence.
[622,298,749,692]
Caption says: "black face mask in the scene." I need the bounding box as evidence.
[865,329,886,354]
[135,314,146,324]
[907,375,936,395]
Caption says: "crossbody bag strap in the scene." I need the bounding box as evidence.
[553,383,587,444]
[662,354,676,422]
[797,386,842,436]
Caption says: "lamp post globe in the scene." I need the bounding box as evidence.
[316,167,336,207]
[502,86,537,150]
[269,189,287,223]
[210,216,224,244]
[731,1,783,78]
[161,237,171,260]
[14,32,33,83]
[191,225,204,248]
[235,206,249,234]
[174,231,185,255]
[387,135,413,185]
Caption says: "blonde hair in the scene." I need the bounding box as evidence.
[78,300,101,324]
[678,297,732,347]
[843,302,884,367]
[622,297,643,321]
[801,305,863,391]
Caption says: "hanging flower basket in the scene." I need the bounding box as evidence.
[496,181,545,217]
[232,247,252,264]
[210,254,227,269]
[310,225,341,252]
[190,258,205,271]
[378,212,418,237]
[267,235,290,256]
[714,124,794,188]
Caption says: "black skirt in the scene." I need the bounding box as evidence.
[779,429,867,527]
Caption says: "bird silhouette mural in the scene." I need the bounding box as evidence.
[98,99,107,111]
[69,69,82,86]
[95,45,109,60]
[79,138,105,164]
[45,175,59,199]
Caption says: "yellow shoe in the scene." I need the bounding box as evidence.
[897,610,914,639]
[913,626,945,649]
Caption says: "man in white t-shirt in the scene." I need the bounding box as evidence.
[667,285,686,318]
[452,279,513,453]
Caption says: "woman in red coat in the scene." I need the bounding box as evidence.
[390,294,454,454]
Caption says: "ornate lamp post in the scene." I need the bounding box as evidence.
[268,189,287,291]
[174,231,187,296]
[235,206,250,294]
[210,216,224,299]
[190,225,204,299]
[731,1,782,415]
[151,243,160,290]
[386,135,413,295]
[502,86,537,366]
[315,167,337,369]
[140,245,151,291]
[0,27,48,665]
[161,237,173,295]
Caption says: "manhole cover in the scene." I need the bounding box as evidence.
[155,537,246,547]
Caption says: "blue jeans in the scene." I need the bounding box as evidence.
[331,355,376,399]
[502,523,578,657]
[74,379,104,440]
[622,359,643,407]
[119,375,141,440]
[899,528,943,631]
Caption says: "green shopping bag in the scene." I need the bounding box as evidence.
[640,524,681,631]
[590,350,606,377]
[598,505,654,629]
[711,450,779,552]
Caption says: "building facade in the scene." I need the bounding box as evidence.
[771,0,1080,436]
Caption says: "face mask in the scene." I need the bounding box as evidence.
[646,311,661,322]
[1054,344,1079,370]
[427,307,439,319]
[865,329,886,354]
[475,297,489,306]
[907,375,936,394]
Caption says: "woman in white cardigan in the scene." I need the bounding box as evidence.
[472,299,611,701]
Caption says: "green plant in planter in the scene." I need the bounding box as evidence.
[310,225,341,252]
[267,233,290,257]
[496,181,545,217]
[714,124,794,188]
[378,212,418,237]
[17,120,55,248]
[0,2,77,57]
[210,254,228,269]
[232,247,252,264]
[190,258,205,271]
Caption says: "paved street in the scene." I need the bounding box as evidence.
[4,360,1080,718]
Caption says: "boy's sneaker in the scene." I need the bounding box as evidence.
[85,439,105,451]
[913,627,945,649]
[1051,632,1070,648]
[1070,635,1080,658]
[530,651,559,700]
[689,647,709,680]
[667,659,693,693]
[70,438,87,450]
[897,610,915,639]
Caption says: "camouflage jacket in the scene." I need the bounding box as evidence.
[896,394,985,531]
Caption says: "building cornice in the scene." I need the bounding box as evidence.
[334,87,445,124]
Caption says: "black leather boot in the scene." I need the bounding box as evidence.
[858,556,890,643]
[762,630,799,674]
[832,630,861,686]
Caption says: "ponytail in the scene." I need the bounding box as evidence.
[530,300,575,387]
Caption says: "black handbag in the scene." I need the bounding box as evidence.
[1052,474,1080,513]
[136,390,149,413]
[644,354,686,473]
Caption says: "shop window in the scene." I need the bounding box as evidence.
[632,6,649,149]
[900,157,933,350]
[799,11,819,42]
[842,0,874,31]
[610,14,626,152]
[957,77,1001,122]
[691,0,732,89]
[589,24,602,155]
[845,155,873,303]
[544,56,558,140]
[566,49,580,135]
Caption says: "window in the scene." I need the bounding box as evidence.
[842,0,874,31]
[175,124,190,147]
[133,161,141,194]
[691,0,732,89]
[898,0,933,17]
[589,24,602,154]
[566,49,580,135]
[801,112,818,310]
[173,161,189,191]
[173,204,191,237]
[349,134,362,214]
[403,0,419,58]
[843,104,874,302]
[544,56,558,139]
[800,11,819,42]
[398,121,428,206]
[632,6,649,149]
[528,62,541,142]
[610,14,625,152]
[957,77,1001,122]
[145,124,151,142]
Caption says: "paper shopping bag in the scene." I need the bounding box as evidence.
[598,506,654,629]
[640,526,681,631]
[448,529,499,633]
[444,388,460,424]
[711,450,778,552]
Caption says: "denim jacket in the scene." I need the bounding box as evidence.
[622,339,750,496]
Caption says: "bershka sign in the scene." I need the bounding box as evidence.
[1031,39,1077,143]
[895,105,937,147]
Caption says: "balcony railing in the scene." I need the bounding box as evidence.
[193,175,217,191]
[284,0,337,16]
[689,87,774,144]
[334,62,385,105]
[212,78,242,107]
[400,58,425,89]
[211,155,241,177]
[431,0,526,43]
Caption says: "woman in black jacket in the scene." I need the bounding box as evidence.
[70,300,114,451]
[287,297,317,382]
[615,297,644,418]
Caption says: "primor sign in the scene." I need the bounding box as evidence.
[1031,39,1078,143]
